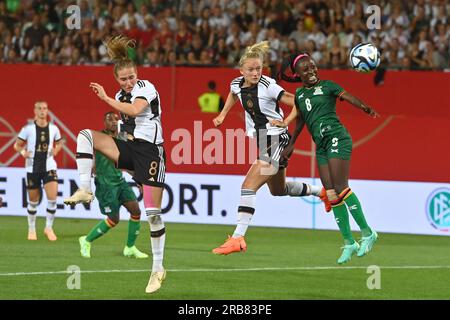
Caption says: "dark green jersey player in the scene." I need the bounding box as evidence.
[78,112,148,259]
[94,145,124,186]
[94,139,136,216]
[275,53,380,264]
[294,79,353,166]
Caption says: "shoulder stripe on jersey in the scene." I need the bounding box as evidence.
[259,78,270,88]
[231,77,243,83]
[260,75,271,82]
[260,76,270,85]
[137,80,145,88]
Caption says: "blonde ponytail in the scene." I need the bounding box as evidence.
[103,35,136,76]
[238,41,270,67]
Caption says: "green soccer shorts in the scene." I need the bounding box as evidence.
[316,129,353,166]
[94,180,137,216]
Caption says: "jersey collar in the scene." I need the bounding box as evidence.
[304,79,321,89]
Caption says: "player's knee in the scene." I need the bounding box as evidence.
[27,201,38,214]
[330,188,351,207]
[130,207,141,221]
[241,181,256,192]
[108,215,120,226]
[130,206,141,217]
[130,211,141,219]
[333,185,349,195]
[270,188,286,196]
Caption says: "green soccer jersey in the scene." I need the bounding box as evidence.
[295,80,346,143]
[94,132,124,186]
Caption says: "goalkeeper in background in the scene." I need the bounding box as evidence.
[78,112,148,259]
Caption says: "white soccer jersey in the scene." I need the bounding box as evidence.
[17,122,61,173]
[115,79,164,145]
[230,75,287,137]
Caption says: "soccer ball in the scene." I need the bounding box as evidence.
[349,43,380,72]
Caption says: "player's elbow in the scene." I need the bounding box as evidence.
[13,142,21,152]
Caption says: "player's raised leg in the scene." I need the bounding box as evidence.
[266,167,330,211]
[64,130,119,205]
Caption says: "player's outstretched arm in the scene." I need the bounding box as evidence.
[340,92,380,118]
[213,91,239,127]
[89,82,147,116]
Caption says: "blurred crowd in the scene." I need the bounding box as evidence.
[0,0,449,70]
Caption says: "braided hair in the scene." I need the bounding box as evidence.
[278,52,311,83]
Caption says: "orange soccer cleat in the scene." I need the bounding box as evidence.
[319,188,332,213]
[212,235,247,255]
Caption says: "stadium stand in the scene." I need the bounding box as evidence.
[0,0,448,70]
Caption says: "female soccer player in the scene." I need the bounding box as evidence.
[212,41,329,255]
[14,101,62,241]
[274,52,379,264]
[64,35,166,293]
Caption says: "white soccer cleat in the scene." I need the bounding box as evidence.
[145,269,166,294]
[64,189,94,205]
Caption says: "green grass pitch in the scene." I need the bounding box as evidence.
[1,215,450,300]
